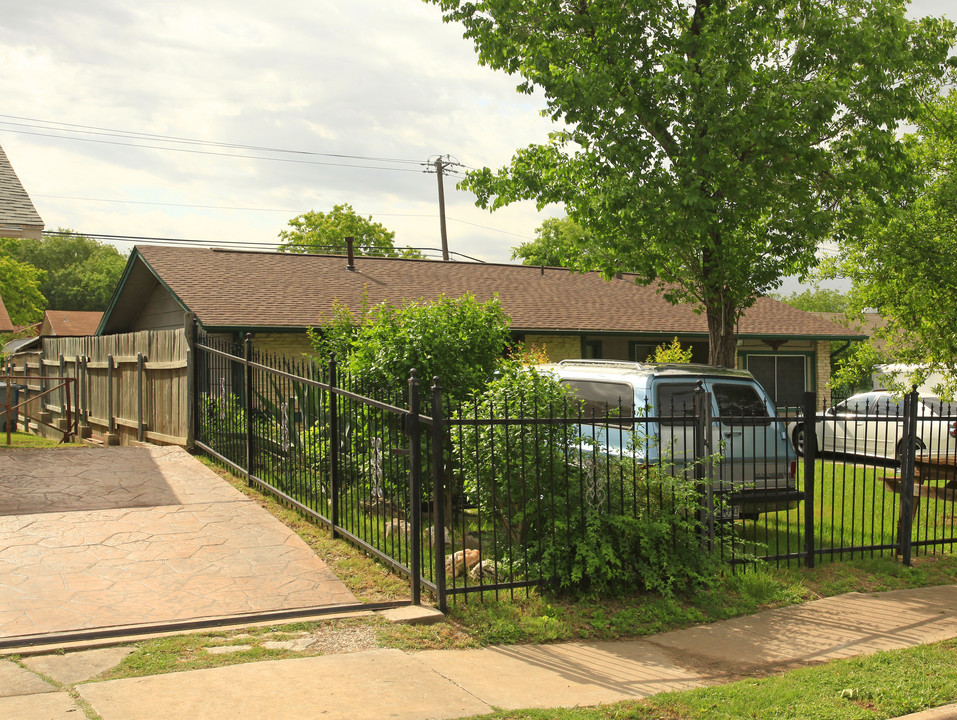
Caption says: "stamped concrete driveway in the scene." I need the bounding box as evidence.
[0,446,357,644]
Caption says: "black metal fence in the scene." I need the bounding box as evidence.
[194,335,957,612]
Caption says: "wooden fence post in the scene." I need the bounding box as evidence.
[105,354,119,445]
[137,352,145,442]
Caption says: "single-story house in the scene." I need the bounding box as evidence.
[0,144,44,240]
[97,245,865,408]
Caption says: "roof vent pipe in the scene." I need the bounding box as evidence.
[346,236,355,271]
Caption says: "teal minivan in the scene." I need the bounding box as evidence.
[540,360,801,519]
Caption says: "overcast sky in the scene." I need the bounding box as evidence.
[1,1,954,281]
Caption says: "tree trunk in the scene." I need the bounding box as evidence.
[706,300,739,368]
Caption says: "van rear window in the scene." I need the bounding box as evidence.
[561,380,634,427]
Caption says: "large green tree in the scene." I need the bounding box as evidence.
[774,287,849,314]
[0,251,46,326]
[426,0,955,366]
[1,231,127,312]
[278,203,424,258]
[827,90,957,397]
[512,216,594,267]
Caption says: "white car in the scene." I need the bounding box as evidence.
[789,391,957,461]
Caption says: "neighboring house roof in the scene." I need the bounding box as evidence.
[0,294,14,333]
[815,311,886,351]
[0,144,44,240]
[40,310,104,337]
[1,335,41,355]
[99,245,865,340]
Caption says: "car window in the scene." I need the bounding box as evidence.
[921,398,957,417]
[840,397,873,416]
[869,395,903,416]
[713,383,771,425]
[561,380,634,428]
[655,383,698,424]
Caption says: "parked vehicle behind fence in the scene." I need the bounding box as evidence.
[788,391,957,462]
[538,360,800,519]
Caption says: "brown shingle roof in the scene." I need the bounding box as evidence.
[128,245,862,339]
[0,145,44,239]
[41,311,104,337]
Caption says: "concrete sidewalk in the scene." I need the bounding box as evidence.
[2,585,956,720]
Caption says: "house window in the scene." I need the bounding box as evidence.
[747,355,807,408]
[582,340,602,359]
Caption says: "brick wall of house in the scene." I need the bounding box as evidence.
[523,334,581,362]
[816,340,832,409]
[253,333,316,359]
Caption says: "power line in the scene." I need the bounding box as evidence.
[0,127,426,173]
[33,194,536,240]
[40,229,488,262]
[0,114,424,165]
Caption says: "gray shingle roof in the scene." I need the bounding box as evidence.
[119,245,863,340]
[0,145,44,238]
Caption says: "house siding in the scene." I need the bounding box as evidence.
[132,284,187,332]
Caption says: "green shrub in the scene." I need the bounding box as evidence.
[454,366,721,596]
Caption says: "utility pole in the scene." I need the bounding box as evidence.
[435,156,450,261]
[426,154,461,261]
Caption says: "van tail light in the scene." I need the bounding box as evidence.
[789,461,796,480]
[950,421,957,439]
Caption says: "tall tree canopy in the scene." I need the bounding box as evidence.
[1,231,127,312]
[512,216,597,267]
[278,203,424,258]
[427,0,955,366]
[827,90,957,397]
[774,287,849,314]
[0,251,45,326]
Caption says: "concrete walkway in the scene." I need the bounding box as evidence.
[0,446,356,644]
[1,585,956,720]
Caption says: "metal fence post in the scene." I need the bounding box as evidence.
[185,314,197,450]
[407,369,423,606]
[693,381,714,549]
[328,355,340,539]
[899,387,919,565]
[243,334,254,487]
[58,354,66,429]
[802,391,817,568]
[431,376,447,613]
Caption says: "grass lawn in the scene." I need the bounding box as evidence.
[456,639,957,719]
[0,430,86,449]
[736,457,956,566]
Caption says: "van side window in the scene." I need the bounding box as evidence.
[561,380,634,427]
[655,383,697,424]
[713,383,771,425]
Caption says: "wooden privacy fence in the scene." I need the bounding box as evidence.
[3,329,190,446]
